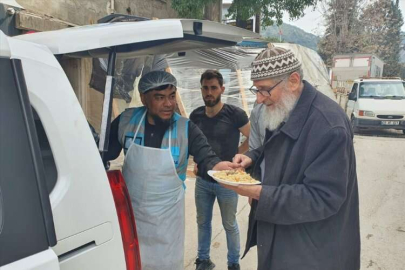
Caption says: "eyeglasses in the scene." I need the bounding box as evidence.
[249,80,283,97]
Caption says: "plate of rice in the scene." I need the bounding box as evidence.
[208,170,261,186]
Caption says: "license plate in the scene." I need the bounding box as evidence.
[381,120,400,125]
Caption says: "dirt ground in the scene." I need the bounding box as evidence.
[184,129,405,270]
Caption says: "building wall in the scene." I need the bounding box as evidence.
[17,0,179,25]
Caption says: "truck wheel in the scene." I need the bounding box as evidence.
[351,116,359,134]
[403,130,405,135]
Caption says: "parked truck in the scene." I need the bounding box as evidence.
[331,54,384,94]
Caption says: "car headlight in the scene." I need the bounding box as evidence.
[358,110,375,117]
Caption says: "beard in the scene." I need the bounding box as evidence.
[261,89,298,131]
[203,95,221,107]
[151,113,172,127]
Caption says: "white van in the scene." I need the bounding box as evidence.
[346,78,405,134]
[0,20,258,270]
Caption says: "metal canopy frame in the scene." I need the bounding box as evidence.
[99,47,117,155]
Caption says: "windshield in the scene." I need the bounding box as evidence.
[359,81,405,99]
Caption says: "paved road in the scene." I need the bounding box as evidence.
[355,130,405,270]
[184,129,405,270]
[184,179,256,270]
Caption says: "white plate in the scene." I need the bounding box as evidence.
[208,170,261,186]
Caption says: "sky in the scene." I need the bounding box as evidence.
[282,0,405,36]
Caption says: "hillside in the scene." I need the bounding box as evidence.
[261,23,320,52]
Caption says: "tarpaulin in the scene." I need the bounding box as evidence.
[90,55,168,103]
[89,14,168,103]
[89,41,334,116]
[166,43,335,116]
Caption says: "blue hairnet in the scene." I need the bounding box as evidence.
[138,70,177,94]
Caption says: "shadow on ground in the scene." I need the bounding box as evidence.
[355,129,405,139]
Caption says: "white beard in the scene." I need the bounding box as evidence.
[261,89,298,131]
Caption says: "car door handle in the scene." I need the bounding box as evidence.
[58,241,96,262]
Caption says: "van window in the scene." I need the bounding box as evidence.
[0,57,56,266]
[351,83,358,95]
[359,81,405,98]
[32,108,58,194]
[349,83,358,100]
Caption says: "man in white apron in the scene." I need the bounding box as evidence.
[103,71,239,270]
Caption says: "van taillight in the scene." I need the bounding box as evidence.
[107,170,142,270]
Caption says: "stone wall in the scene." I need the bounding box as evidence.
[16,0,179,25]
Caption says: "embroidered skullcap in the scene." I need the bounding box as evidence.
[138,70,177,94]
[251,43,301,81]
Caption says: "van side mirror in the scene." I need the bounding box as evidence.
[348,92,357,101]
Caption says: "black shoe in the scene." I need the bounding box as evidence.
[228,263,240,270]
[195,258,215,270]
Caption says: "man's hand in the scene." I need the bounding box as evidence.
[221,184,262,200]
[193,163,198,175]
[232,154,253,168]
[213,161,241,171]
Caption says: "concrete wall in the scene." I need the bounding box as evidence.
[16,0,179,25]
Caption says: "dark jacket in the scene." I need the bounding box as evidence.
[244,81,361,270]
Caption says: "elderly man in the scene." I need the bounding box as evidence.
[222,45,361,270]
[103,70,238,270]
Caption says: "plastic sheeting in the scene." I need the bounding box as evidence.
[167,46,257,70]
[167,43,335,116]
[89,42,334,118]
[168,68,256,116]
[90,55,168,102]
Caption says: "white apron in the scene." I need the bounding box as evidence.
[122,111,185,270]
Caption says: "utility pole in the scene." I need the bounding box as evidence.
[255,12,260,33]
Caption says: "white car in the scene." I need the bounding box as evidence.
[0,19,258,270]
[346,78,405,134]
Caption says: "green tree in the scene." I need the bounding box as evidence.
[359,0,404,77]
[171,0,318,27]
[318,0,364,67]
[171,0,221,21]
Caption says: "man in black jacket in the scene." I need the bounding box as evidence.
[222,45,361,270]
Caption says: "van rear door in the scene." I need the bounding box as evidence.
[14,19,259,152]
[0,39,58,270]
[2,31,128,269]
[13,19,259,58]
